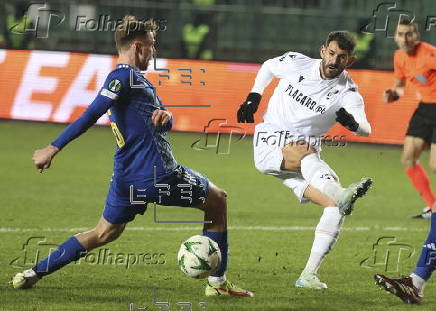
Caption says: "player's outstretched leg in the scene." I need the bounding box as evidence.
[294,154,372,289]
[295,186,341,290]
[11,217,125,289]
[198,182,253,297]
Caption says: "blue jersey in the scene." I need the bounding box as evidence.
[52,64,178,183]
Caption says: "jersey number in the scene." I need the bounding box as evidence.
[107,110,125,148]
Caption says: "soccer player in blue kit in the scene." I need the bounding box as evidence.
[11,16,253,297]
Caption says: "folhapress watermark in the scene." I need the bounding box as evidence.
[10,3,167,39]
[74,15,167,32]
[255,131,347,149]
[362,2,436,37]
[75,248,166,269]
[10,236,166,270]
[360,236,415,273]
[191,119,246,155]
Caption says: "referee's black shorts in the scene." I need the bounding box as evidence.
[406,102,436,144]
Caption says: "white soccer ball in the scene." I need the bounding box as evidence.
[177,235,221,279]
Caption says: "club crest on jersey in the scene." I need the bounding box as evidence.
[326,88,339,100]
[285,83,327,114]
[108,79,122,92]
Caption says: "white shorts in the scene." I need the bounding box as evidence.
[253,123,311,203]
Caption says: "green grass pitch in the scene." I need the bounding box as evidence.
[1,120,435,311]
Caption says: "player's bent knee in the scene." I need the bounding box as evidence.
[217,189,227,202]
[213,189,227,209]
[204,184,227,212]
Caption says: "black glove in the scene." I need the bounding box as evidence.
[335,108,359,132]
[237,92,261,123]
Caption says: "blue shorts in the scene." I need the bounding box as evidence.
[103,166,209,224]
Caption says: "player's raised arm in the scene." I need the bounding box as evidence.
[336,91,371,137]
[237,52,297,123]
[33,69,129,172]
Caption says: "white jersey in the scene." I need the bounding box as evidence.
[251,51,371,138]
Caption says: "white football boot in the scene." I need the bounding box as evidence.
[337,178,372,216]
[295,272,327,289]
[411,206,432,219]
[10,269,40,289]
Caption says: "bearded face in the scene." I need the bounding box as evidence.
[320,41,352,79]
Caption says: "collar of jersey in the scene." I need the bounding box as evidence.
[117,63,137,71]
[116,63,153,86]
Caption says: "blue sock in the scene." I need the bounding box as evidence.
[203,231,228,277]
[414,212,436,281]
[33,236,87,277]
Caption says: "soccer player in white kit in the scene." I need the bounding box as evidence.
[238,31,373,289]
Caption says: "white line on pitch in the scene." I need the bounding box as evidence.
[0,226,428,233]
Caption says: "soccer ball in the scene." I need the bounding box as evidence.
[177,235,221,279]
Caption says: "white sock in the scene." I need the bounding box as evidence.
[24,269,37,278]
[410,273,426,296]
[208,274,226,285]
[300,154,344,203]
[303,206,344,274]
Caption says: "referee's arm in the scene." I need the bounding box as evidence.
[384,78,405,103]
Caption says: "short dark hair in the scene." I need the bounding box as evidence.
[398,17,419,32]
[324,31,356,55]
